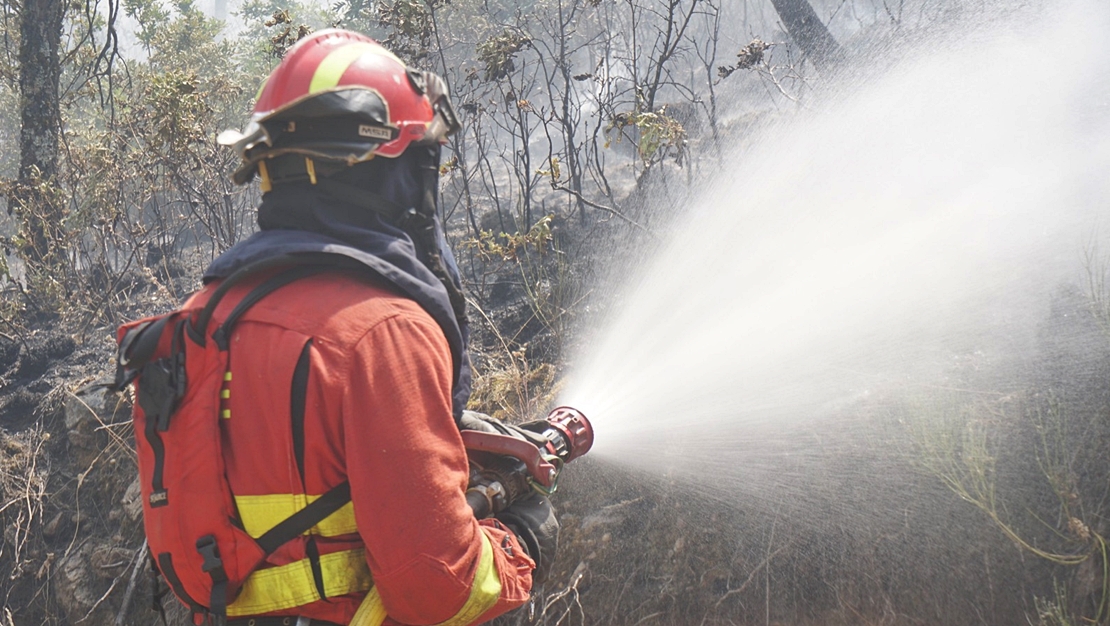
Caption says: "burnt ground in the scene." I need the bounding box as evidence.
[0,263,198,625]
[1,260,1108,625]
[0,326,150,625]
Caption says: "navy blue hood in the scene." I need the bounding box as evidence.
[204,177,472,418]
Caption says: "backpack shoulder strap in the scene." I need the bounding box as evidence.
[191,258,357,555]
[113,257,325,387]
[210,265,329,350]
[189,253,368,346]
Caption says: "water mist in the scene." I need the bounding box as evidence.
[560,1,1110,510]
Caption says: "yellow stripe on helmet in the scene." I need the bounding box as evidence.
[309,42,404,94]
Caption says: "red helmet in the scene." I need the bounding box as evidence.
[220,29,460,185]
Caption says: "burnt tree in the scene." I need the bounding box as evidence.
[13,0,65,264]
[769,0,840,70]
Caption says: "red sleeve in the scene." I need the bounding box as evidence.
[342,311,535,625]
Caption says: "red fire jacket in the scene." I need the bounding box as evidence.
[185,270,534,625]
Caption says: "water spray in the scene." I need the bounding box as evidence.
[560,2,1110,501]
[463,407,594,518]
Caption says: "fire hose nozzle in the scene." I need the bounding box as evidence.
[462,406,594,518]
[542,406,594,463]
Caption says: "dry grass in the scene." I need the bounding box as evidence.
[469,347,560,423]
[0,424,50,584]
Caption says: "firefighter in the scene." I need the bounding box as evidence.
[200,29,557,625]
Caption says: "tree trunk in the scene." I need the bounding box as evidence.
[14,0,65,263]
[768,0,840,70]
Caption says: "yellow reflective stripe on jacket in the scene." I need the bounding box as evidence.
[434,531,502,626]
[234,494,358,538]
[227,548,372,617]
[349,531,502,626]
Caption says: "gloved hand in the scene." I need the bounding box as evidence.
[461,411,552,449]
[496,493,559,587]
[459,410,512,435]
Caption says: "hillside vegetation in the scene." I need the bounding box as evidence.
[1,0,1108,624]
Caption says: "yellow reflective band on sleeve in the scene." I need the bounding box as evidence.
[348,532,501,626]
[226,548,372,616]
[349,586,387,626]
[309,43,379,94]
[433,531,502,626]
[234,493,358,538]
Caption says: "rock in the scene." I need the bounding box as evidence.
[89,546,134,579]
[64,386,106,430]
[64,386,109,466]
[67,430,101,460]
[42,511,67,540]
[121,477,143,522]
[54,544,113,624]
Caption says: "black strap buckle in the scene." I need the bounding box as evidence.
[196,535,230,619]
[195,535,227,579]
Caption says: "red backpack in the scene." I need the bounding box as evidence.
[115,256,354,624]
